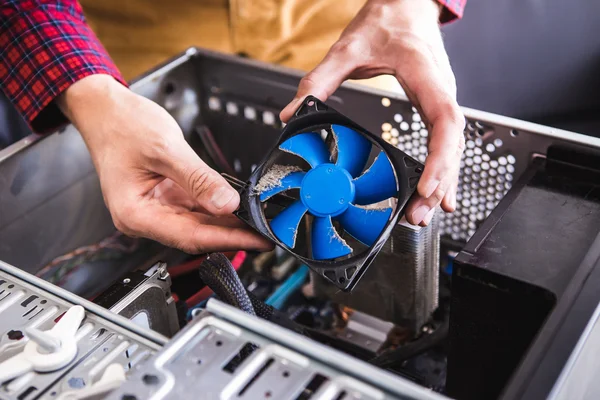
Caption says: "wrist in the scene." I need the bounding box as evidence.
[57,74,131,128]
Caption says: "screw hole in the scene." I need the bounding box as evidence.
[338,277,346,284]
[307,100,315,107]
[283,371,290,378]
[122,278,130,284]
[265,391,272,398]
[40,300,47,304]
[510,129,519,137]
[8,285,14,289]
[197,359,202,365]
[164,82,176,95]
[142,374,159,385]
[216,340,223,347]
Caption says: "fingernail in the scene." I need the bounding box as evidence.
[412,205,430,224]
[211,186,236,209]
[423,179,440,199]
[423,208,436,225]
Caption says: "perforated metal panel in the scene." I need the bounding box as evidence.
[380,107,516,241]
[200,93,518,242]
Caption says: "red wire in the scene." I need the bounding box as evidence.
[184,251,247,308]
[168,251,237,278]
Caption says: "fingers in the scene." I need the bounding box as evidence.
[280,42,357,122]
[399,55,465,226]
[115,203,273,254]
[154,139,241,216]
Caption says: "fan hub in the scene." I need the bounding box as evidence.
[300,163,355,217]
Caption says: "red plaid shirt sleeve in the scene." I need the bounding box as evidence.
[0,0,126,133]
[438,0,466,23]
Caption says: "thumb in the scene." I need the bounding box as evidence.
[159,140,240,215]
[280,46,355,122]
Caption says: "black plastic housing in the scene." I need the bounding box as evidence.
[232,96,423,291]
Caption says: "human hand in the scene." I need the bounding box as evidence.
[57,75,272,253]
[280,0,465,227]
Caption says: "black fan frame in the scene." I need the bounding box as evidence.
[232,96,423,291]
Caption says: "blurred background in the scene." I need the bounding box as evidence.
[2,0,600,148]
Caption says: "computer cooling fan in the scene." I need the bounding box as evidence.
[231,96,423,291]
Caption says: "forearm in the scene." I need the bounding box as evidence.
[0,0,125,133]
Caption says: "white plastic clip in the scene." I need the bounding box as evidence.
[0,305,85,384]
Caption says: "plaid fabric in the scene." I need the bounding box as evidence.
[439,0,467,22]
[0,0,125,133]
[0,0,465,134]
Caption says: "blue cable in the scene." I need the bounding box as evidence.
[445,255,454,275]
[266,265,309,310]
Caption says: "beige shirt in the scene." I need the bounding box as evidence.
[80,0,367,81]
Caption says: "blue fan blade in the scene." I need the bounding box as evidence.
[259,171,305,201]
[353,152,398,205]
[279,132,330,168]
[338,204,392,246]
[311,216,353,260]
[332,125,371,178]
[269,200,308,248]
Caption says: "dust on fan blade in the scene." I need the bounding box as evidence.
[255,126,398,261]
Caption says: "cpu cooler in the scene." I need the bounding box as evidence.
[229,96,423,291]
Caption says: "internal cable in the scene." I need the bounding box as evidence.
[197,253,255,315]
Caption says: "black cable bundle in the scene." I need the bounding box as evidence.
[198,253,256,316]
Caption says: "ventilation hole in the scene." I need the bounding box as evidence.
[226,102,239,115]
[7,330,23,340]
[223,342,257,373]
[263,111,276,125]
[394,113,403,123]
[121,395,137,400]
[8,285,14,289]
[510,129,519,137]
[208,96,221,111]
[164,82,175,95]
[142,374,159,385]
[382,132,391,141]
[486,144,495,153]
[411,122,421,131]
[381,97,391,107]
[238,358,275,397]
[244,107,257,120]
[494,138,503,147]
[391,128,399,137]
[400,122,409,131]
[20,295,39,308]
[90,328,107,341]
[234,159,242,173]
[18,386,37,400]
[68,377,85,389]
[381,122,392,132]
